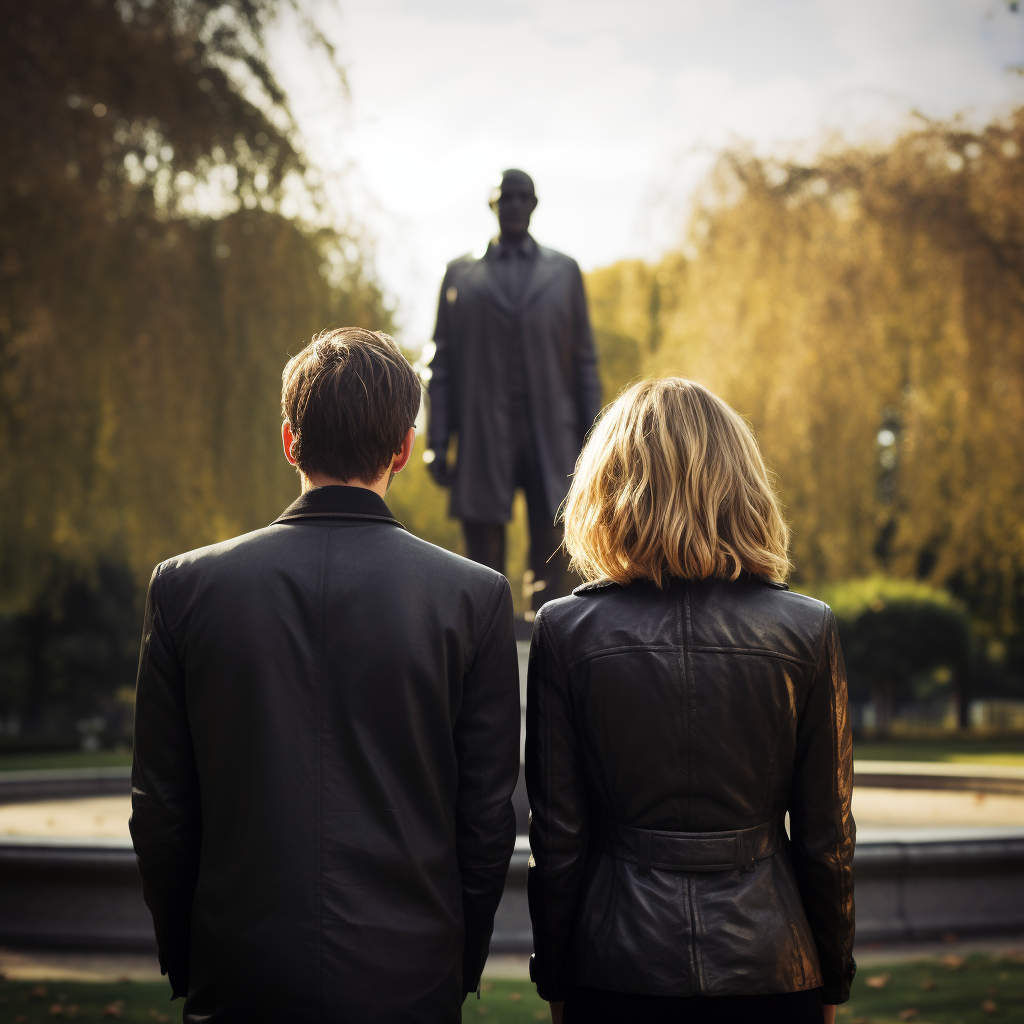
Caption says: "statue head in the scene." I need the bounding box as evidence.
[489,169,537,240]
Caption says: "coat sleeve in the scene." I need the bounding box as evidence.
[129,565,201,998]
[525,611,589,1002]
[427,267,455,453]
[789,606,857,1004]
[454,576,521,994]
[569,261,602,444]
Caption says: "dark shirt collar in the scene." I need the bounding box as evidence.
[489,234,538,260]
[273,485,404,528]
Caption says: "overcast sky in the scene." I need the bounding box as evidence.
[270,0,1024,346]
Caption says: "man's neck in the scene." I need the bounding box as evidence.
[301,472,389,500]
[498,230,529,247]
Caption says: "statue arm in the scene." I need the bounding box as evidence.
[427,270,453,456]
[570,262,602,441]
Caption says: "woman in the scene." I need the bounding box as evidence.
[526,379,855,1024]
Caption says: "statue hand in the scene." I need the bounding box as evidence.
[425,449,451,487]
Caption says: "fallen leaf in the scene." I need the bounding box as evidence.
[65,1008,80,1020]
[942,931,959,942]
[49,1006,64,1017]
[15,1015,28,1023]
[921,980,938,991]
[940,955,965,970]
[102,1003,124,1019]
[982,999,998,1015]
[986,987,999,995]
[897,1011,919,1021]
[481,981,492,993]
[29,986,48,1000]
[533,1013,547,1021]
[852,1018,871,1023]
[865,973,891,989]
[508,991,522,1001]
[149,1011,168,1022]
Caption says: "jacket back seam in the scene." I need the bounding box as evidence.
[563,643,815,673]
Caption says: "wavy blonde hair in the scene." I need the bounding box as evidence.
[562,378,791,586]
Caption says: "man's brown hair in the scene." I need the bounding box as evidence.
[281,328,421,484]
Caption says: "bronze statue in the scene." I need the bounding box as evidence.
[426,170,601,611]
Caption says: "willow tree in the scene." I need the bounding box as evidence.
[0,0,390,730]
[0,0,390,615]
[589,112,1024,663]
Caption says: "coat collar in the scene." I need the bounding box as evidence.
[572,572,788,596]
[273,485,405,529]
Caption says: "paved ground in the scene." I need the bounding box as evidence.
[4,776,1024,841]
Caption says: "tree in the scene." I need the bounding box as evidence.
[589,111,1024,678]
[0,0,391,729]
[810,577,971,733]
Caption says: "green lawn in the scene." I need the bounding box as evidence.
[853,737,1024,767]
[1,957,1021,1023]
[840,953,1024,1023]
[4,738,1024,774]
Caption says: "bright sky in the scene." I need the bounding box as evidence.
[271,0,1024,346]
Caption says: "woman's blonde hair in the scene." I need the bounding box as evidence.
[562,378,791,586]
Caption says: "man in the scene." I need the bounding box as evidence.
[426,169,601,611]
[130,328,520,1023]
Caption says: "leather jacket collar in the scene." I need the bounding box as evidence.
[572,572,787,596]
[273,485,405,529]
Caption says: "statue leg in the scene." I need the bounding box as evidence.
[462,521,506,574]
[522,476,571,611]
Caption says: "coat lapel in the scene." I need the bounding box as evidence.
[519,246,561,310]
[468,246,514,314]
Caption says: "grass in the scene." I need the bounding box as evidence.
[854,738,1024,767]
[1,958,1021,1023]
[840,952,1024,1023]
[4,739,1024,774]
[0,979,172,1022]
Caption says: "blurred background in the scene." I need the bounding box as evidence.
[2,0,1024,760]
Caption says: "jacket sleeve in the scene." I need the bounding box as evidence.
[570,261,602,444]
[454,577,521,994]
[427,267,455,453]
[525,611,589,1002]
[789,606,857,1004]
[129,565,201,998]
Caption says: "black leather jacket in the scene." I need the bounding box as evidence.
[130,486,521,1023]
[526,575,856,1004]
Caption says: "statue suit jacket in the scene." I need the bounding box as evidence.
[427,238,602,522]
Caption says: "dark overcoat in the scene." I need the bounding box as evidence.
[130,486,521,1023]
[427,241,602,522]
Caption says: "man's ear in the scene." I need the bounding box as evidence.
[391,427,416,475]
[282,421,298,467]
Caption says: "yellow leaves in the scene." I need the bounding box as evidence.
[588,110,1024,608]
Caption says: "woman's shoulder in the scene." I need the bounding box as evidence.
[535,576,831,668]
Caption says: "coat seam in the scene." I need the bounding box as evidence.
[563,644,815,673]
[465,576,507,675]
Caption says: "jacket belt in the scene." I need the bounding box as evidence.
[602,819,779,875]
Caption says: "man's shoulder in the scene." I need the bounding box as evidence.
[390,529,506,594]
[151,526,282,585]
